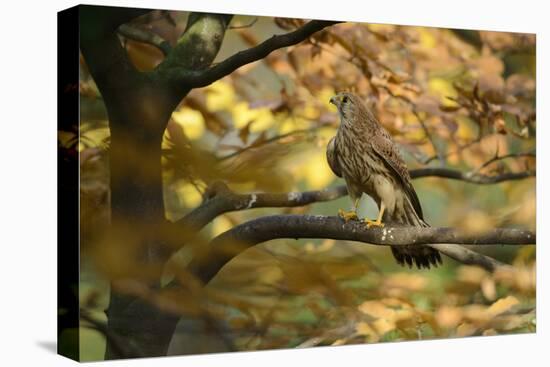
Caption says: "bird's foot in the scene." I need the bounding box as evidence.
[364,218,384,228]
[338,209,358,222]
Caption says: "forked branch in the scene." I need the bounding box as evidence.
[157,20,340,88]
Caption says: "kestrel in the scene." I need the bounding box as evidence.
[327,92,442,269]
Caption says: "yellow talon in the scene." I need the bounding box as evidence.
[365,202,386,228]
[338,209,358,222]
[364,218,384,228]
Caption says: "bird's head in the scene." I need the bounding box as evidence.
[330,92,362,123]
[330,92,377,128]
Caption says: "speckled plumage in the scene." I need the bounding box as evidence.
[327,92,441,269]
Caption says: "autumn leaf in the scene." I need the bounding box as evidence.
[487,296,519,317]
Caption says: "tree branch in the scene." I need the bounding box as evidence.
[210,215,535,247]
[118,24,172,56]
[428,243,506,271]
[174,166,535,234]
[189,215,534,282]
[474,151,535,172]
[410,167,535,184]
[156,20,341,88]
[176,182,347,232]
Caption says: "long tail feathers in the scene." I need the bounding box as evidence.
[391,245,442,269]
[389,197,443,269]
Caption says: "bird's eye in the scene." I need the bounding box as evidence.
[342,96,349,104]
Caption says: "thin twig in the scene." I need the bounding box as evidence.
[218,123,330,161]
[118,24,172,56]
[423,138,482,165]
[474,151,536,173]
[228,17,259,29]
[412,109,443,163]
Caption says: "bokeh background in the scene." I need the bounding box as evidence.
[67,12,535,360]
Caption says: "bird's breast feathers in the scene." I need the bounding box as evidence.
[335,128,389,186]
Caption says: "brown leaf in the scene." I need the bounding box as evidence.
[484,89,506,105]
[125,39,164,71]
[457,266,488,285]
[237,29,259,47]
[383,273,428,292]
[439,104,462,112]
[456,322,478,337]
[238,121,253,144]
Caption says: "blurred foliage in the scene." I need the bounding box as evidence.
[66,11,536,360]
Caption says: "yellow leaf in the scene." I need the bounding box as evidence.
[428,77,458,107]
[455,115,478,141]
[482,329,498,336]
[368,24,395,33]
[299,104,320,120]
[481,277,497,301]
[232,102,254,129]
[174,182,202,208]
[435,306,463,329]
[493,259,534,294]
[249,109,274,133]
[172,107,205,140]
[490,315,526,331]
[317,127,338,145]
[460,209,496,234]
[417,27,436,49]
[232,102,274,132]
[456,322,477,337]
[302,150,336,189]
[205,80,235,111]
[80,121,110,148]
[355,321,373,335]
[317,239,335,252]
[373,318,396,335]
[487,296,519,317]
[463,304,490,323]
[457,266,488,285]
[259,266,284,285]
[331,338,347,346]
[355,322,380,342]
[383,273,428,291]
[359,300,394,319]
[358,298,414,324]
[277,115,310,135]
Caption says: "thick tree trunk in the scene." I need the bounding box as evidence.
[79,7,232,359]
[79,29,179,357]
[103,83,179,358]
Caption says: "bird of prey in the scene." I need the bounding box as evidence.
[326,92,442,269]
